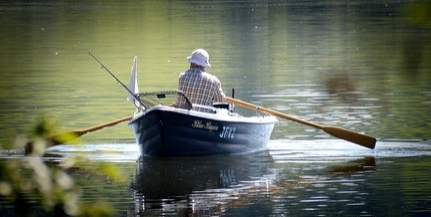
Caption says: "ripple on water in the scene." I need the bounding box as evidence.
[267,139,431,163]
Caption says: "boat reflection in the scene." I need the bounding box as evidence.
[130,150,377,216]
[130,151,276,215]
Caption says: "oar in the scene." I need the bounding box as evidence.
[226,97,376,149]
[25,115,134,155]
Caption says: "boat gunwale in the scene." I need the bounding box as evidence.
[128,105,278,126]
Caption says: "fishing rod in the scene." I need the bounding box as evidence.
[86,50,147,108]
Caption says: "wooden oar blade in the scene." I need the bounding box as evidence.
[322,126,376,149]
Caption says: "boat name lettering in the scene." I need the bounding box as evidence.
[191,120,219,132]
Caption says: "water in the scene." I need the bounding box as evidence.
[1,0,431,216]
[3,142,431,216]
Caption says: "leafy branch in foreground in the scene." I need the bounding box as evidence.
[0,117,126,216]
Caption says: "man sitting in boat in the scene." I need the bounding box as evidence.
[176,49,226,112]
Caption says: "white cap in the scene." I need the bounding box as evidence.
[187,49,211,67]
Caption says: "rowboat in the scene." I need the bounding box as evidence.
[119,56,276,156]
[128,95,277,156]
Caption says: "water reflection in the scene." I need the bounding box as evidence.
[4,140,431,216]
[130,150,379,216]
[1,0,431,215]
[1,0,430,143]
[325,156,376,175]
[401,1,431,75]
[131,151,275,215]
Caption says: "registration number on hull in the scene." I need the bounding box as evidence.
[219,126,236,139]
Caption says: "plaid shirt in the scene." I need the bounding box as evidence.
[176,66,225,112]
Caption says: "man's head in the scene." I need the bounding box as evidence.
[187,49,211,68]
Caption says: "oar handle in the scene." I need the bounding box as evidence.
[226,97,322,128]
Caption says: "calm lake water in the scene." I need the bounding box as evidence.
[1,0,431,216]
